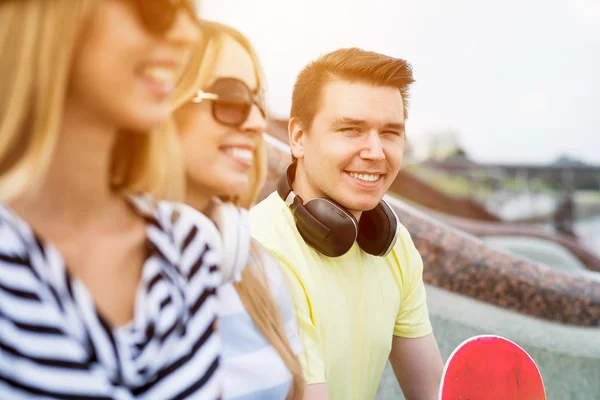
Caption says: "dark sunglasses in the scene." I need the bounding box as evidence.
[131,0,201,35]
[191,77,267,128]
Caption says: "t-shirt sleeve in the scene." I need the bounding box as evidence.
[250,197,326,384]
[270,253,326,384]
[393,225,433,338]
[256,246,303,356]
[280,287,303,356]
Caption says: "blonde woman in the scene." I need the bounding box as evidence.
[173,22,305,399]
[0,1,223,398]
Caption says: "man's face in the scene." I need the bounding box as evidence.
[294,79,406,216]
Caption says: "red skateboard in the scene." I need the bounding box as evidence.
[439,335,546,400]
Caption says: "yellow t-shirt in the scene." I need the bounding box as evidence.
[250,192,433,400]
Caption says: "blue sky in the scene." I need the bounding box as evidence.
[201,0,600,164]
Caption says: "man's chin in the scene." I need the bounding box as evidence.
[325,187,385,214]
[342,199,383,214]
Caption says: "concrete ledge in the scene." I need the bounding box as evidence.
[376,285,600,399]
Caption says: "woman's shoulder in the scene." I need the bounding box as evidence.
[0,202,40,257]
[133,195,222,247]
[130,195,224,281]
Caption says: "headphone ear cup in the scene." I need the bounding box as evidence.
[295,198,358,257]
[357,200,399,257]
[208,202,251,283]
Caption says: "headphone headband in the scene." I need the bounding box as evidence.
[276,159,298,207]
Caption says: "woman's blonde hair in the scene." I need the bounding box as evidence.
[0,0,185,203]
[173,21,304,399]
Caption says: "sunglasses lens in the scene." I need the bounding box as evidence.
[214,102,251,127]
[210,79,254,126]
[136,0,198,35]
[136,1,175,34]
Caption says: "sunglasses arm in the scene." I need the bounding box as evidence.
[191,91,219,103]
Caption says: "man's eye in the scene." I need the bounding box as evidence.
[383,130,405,138]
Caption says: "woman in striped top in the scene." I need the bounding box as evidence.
[172,22,306,399]
[0,1,222,398]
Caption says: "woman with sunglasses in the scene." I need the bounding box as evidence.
[0,1,222,399]
[172,22,305,400]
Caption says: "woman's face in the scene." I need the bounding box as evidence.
[176,37,268,199]
[67,0,200,132]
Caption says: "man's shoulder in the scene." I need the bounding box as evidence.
[387,221,424,275]
[250,191,284,219]
[250,192,297,253]
[251,193,319,277]
[391,222,415,252]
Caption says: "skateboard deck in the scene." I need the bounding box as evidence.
[439,335,546,400]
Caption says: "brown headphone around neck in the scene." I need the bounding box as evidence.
[276,161,399,257]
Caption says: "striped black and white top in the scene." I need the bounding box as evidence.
[0,197,222,399]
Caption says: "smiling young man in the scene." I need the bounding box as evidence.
[251,48,443,400]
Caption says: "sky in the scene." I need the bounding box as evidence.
[200,0,600,164]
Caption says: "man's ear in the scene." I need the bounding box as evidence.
[288,117,305,159]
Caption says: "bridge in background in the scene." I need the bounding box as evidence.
[422,158,600,191]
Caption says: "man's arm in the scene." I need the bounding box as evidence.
[282,264,331,400]
[304,383,329,400]
[391,225,443,399]
[389,333,443,400]
[270,254,330,399]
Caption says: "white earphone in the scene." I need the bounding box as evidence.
[205,199,251,284]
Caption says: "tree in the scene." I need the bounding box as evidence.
[420,130,469,161]
[553,154,587,167]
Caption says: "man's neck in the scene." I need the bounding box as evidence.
[293,163,362,220]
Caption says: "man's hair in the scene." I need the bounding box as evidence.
[290,47,415,131]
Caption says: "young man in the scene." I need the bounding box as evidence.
[251,48,443,400]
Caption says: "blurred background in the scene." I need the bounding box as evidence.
[200,1,600,398]
[201,0,600,250]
